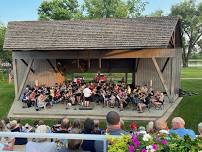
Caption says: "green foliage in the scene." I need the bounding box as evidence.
[38,0,147,20]
[0,24,12,64]
[38,0,83,20]
[149,10,164,17]
[83,0,147,18]
[108,134,131,152]
[170,0,202,67]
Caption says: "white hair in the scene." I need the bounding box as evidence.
[198,122,202,133]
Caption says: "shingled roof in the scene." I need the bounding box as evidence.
[3,17,180,51]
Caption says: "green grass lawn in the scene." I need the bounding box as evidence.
[0,68,202,132]
[181,67,202,78]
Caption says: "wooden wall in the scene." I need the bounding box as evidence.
[15,57,57,90]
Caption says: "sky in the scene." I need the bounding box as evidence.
[0,0,192,25]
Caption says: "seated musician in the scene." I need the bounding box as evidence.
[28,89,37,107]
[137,91,150,113]
[151,91,164,107]
[117,88,128,111]
[37,92,46,110]
[75,86,82,105]
[53,86,61,103]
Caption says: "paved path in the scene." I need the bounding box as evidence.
[181,78,202,80]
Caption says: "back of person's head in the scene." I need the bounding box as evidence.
[198,122,202,134]
[68,128,82,150]
[3,117,10,125]
[146,121,154,133]
[0,120,6,131]
[61,117,70,130]
[72,119,81,129]
[9,120,18,130]
[38,120,44,126]
[106,111,120,126]
[83,118,94,132]
[172,117,185,129]
[154,118,168,131]
[94,119,100,128]
[34,125,49,142]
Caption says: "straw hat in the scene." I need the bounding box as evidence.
[9,120,18,129]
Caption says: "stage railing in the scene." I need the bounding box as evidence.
[0,132,111,152]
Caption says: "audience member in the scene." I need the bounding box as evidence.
[106,111,128,135]
[0,120,15,151]
[10,120,28,145]
[25,125,56,152]
[81,118,96,152]
[68,128,83,152]
[146,121,154,133]
[154,118,169,134]
[53,117,70,133]
[169,117,196,139]
[198,122,202,138]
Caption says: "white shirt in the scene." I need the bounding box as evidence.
[83,88,92,97]
[25,141,56,152]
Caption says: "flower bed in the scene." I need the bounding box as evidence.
[107,132,202,152]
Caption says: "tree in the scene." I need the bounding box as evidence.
[170,0,202,67]
[38,0,82,20]
[0,24,12,64]
[83,0,147,19]
[149,10,164,17]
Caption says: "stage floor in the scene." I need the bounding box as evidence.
[8,97,182,121]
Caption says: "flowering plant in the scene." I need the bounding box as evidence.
[107,132,202,152]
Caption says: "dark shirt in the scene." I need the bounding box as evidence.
[53,129,69,134]
[107,128,128,135]
[81,130,96,152]
[11,127,28,145]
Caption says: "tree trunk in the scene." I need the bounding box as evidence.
[182,48,188,67]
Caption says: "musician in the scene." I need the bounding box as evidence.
[117,88,127,111]
[137,91,149,113]
[83,85,92,107]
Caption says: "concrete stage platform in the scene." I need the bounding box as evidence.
[8,97,182,121]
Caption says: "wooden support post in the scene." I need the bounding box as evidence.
[170,57,176,100]
[152,57,173,102]
[21,59,35,73]
[16,59,34,100]
[135,58,140,72]
[77,59,80,69]
[99,58,102,69]
[12,58,18,96]
[47,59,57,73]
[132,59,136,84]
[125,73,128,84]
[161,58,170,73]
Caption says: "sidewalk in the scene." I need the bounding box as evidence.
[181,78,202,79]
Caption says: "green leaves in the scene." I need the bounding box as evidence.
[38,0,147,20]
[38,0,81,20]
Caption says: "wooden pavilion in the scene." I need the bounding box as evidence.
[4,17,182,104]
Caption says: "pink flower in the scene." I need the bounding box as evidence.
[129,145,134,152]
[141,149,147,152]
[152,144,158,150]
[162,139,168,145]
[132,135,140,148]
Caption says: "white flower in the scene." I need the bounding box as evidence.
[138,130,147,135]
[159,129,169,134]
[143,134,152,141]
[146,145,155,152]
